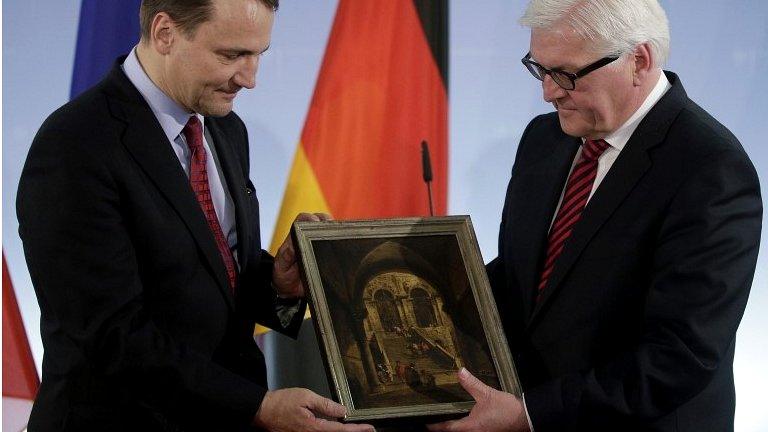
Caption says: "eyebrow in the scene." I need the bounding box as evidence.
[530,53,575,72]
[219,44,270,56]
[534,58,570,72]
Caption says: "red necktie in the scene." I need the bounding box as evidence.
[537,139,610,302]
[182,116,237,292]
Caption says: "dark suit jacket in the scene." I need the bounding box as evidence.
[16,61,304,431]
[487,72,762,431]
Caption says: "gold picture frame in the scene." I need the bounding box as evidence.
[293,216,521,426]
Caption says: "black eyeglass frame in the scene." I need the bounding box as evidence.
[521,52,621,90]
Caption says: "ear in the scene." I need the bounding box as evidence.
[631,42,655,86]
[149,12,175,55]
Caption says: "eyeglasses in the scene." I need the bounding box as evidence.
[521,52,620,90]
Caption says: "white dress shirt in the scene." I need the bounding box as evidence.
[549,72,672,228]
[528,71,672,431]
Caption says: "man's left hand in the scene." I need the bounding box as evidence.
[427,368,530,432]
[272,212,331,298]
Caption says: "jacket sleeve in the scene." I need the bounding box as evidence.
[238,248,307,338]
[486,114,548,352]
[228,112,307,338]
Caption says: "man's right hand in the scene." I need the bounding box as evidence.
[253,388,375,432]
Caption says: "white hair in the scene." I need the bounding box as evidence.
[520,0,670,66]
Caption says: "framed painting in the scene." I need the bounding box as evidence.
[292,216,521,426]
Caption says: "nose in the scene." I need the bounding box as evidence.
[542,74,567,103]
[233,55,259,90]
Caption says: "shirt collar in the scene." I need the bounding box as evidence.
[600,71,671,152]
[121,47,203,142]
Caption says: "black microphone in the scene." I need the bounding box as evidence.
[421,140,435,216]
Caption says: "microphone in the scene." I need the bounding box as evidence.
[421,140,435,217]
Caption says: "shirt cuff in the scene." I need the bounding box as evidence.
[271,281,302,328]
[522,392,535,432]
[275,300,301,328]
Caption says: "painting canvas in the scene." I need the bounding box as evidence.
[293,216,520,424]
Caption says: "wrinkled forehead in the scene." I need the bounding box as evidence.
[197,0,274,48]
[208,0,273,25]
[211,0,268,20]
[529,25,592,69]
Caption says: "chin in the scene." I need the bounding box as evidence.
[558,117,588,138]
[199,103,234,118]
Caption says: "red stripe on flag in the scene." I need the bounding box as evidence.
[300,0,448,218]
[2,253,39,400]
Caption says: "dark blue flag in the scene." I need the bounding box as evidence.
[70,0,142,99]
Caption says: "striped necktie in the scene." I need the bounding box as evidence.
[537,139,610,302]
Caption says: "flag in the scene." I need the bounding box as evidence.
[70,0,142,98]
[3,253,39,432]
[269,0,449,254]
[263,0,449,392]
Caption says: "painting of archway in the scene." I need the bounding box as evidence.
[373,289,402,331]
[294,218,522,423]
[309,235,502,410]
[411,287,437,327]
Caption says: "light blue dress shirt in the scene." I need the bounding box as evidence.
[122,48,300,327]
[121,48,238,261]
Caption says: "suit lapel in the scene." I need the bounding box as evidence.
[510,132,580,320]
[530,137,651,322]
[529,72,688,325]
[205,118,251,272]
[103,64,235,310]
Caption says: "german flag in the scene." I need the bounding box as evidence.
[269,0,449,254]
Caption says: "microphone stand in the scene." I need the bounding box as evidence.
[421,140,435,217]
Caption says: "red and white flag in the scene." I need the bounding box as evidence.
[3,253,39,431]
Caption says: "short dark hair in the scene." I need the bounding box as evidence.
[140,0,279,40]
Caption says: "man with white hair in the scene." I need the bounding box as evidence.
[429,1,761,431]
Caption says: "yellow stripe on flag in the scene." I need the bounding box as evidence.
[255,144,331,336]
[268,143,332,255]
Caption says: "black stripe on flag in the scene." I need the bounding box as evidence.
[412,0,449,90]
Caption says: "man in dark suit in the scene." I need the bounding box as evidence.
[16,1,373,431]
[428,1,762,431]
